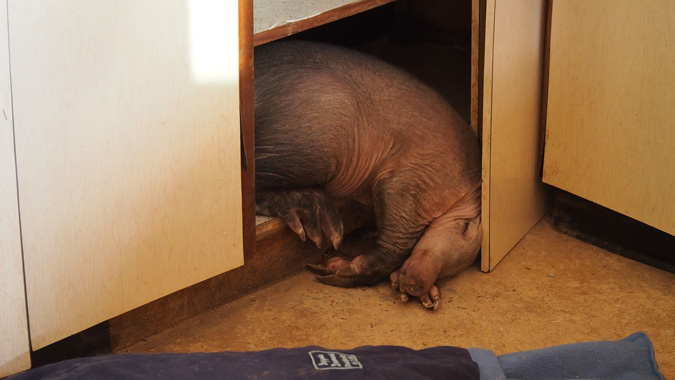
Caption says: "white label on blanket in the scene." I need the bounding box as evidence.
[308,350,363,370]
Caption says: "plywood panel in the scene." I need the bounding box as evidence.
[10,0,243,349]
[481,0,550,271]
[0,1,31,375]
[543,0,675,235]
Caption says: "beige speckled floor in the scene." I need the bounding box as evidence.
[119,219,674,378]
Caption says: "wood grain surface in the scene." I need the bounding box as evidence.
[543,0,675,235]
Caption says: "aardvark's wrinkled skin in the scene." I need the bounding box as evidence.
[254,41,481,309]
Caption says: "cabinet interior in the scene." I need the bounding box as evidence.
[252,0,474,233]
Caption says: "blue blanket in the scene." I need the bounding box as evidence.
[469,332,664,380]
[6,332,664,380]
[7,346,479,380]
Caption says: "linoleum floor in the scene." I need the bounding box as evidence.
[118,219,675,378]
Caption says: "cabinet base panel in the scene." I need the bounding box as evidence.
[550,190,675,274]
[30,323,111,369]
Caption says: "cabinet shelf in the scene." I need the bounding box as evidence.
[253,0,394,46]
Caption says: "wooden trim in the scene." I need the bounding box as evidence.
[480,0,495,272]
[538,0,553,178]
[255,218,286,242]
[240,0,256,259]
[470,0,480,136]
[253,0,395,46]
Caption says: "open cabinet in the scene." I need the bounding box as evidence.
[248,0,550,272]
[110,0,554,356]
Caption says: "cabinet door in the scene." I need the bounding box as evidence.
[480,0,550,271]
[10,0,243,349]
[479,0,550,270]
[0,1,31,375]
[543,0,675,235]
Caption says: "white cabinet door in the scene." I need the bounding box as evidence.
[10,0,243,350]
[0,1,31,375]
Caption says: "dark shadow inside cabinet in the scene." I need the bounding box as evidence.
[252,0,475,235]
[268,0,473,124]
